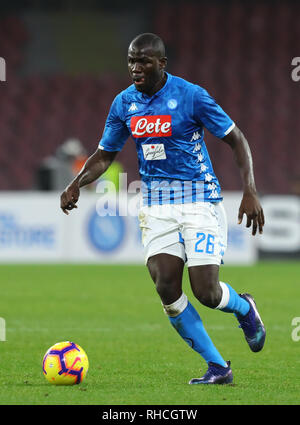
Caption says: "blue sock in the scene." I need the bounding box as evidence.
[168,300,227,368]
[216,282,250,316]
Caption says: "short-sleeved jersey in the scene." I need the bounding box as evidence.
[99,72,235,205]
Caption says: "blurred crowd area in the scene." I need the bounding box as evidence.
[0,0,300,193]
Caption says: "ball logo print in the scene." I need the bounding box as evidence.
[131,115,172,137]
[42,341,89,385]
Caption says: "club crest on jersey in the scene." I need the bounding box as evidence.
[167,99,178,109]
[131,115,172,138]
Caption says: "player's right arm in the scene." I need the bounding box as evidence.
[60,149,117,215]
[60,93,129,215]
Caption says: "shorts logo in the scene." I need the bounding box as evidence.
[131,115,172,138]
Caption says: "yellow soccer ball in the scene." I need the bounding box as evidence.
[42,341,89,385]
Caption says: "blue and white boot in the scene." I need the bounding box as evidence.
[189,361,233,385]
[236,293,266,353]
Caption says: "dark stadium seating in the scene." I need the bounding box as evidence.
[0,2,299,193]
[154,1,300,194]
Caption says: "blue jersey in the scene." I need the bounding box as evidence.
[98,73,235,205]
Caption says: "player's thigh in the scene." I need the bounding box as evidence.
[182,202,227,268]
[181,202,226,307]
[147,253,184,305]
[138,204,183,265]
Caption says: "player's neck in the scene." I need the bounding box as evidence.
[144,72,167,97]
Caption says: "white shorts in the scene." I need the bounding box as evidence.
[138,202,227,267]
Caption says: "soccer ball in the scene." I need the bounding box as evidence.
[42,341,89,385]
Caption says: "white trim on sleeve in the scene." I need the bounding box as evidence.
[224,122,235,136]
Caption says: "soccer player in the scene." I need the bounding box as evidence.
[60,33,266,385]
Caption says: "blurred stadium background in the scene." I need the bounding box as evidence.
[0,0,299,264]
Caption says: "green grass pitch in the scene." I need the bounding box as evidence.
[0,261,299,405]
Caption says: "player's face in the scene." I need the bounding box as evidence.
[128,44,166,95]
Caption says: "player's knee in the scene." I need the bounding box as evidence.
[155,276,177,302]
[147,256,183,305]
[153,272,181,304]
[193,281,222,309]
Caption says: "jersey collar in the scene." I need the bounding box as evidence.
[135,72,172,101]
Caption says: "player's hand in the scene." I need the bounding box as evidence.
[238,192,265,235]
[60,182,80,215]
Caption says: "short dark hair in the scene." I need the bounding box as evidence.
[129,33,166,58]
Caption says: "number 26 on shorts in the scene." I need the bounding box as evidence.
[194,232,215,254]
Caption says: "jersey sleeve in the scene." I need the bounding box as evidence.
[193,87,235,138]
[98,94,130,152]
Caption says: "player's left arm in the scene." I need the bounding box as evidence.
[222,125,265,235]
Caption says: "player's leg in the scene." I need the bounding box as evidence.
[147,252,228,369]
[184,202,265,353]
[139,202,232,383]
[147,253,183,305]
[184,263,246,384]
[188,264,250,315]
[188,264,266,353]
[182,202,251,315]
